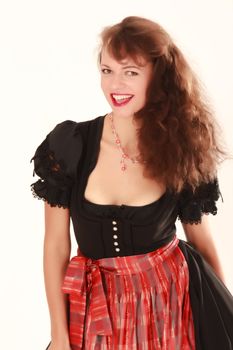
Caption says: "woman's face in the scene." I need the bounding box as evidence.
[100,47,153,118]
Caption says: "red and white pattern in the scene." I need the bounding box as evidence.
[62,235,196,349]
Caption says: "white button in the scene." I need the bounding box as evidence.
[114,242,118,246]
[115,247,120,252]
[112,220,117,225]
[113,227,118,231]
[113,234,118,239]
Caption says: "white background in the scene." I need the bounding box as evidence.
[0,0,232,349]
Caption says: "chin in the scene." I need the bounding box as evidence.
[112,110,135,118]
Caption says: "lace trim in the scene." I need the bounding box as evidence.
[177,177,223,225]
[30,182,70,209]
[178,209,216,225]
[30,136,73,208]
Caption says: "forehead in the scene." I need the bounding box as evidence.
[101,47,148,67]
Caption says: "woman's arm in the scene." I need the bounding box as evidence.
[43,202,71,350]
[182,215,225,284]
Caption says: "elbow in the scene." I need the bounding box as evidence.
[44,229,71,260]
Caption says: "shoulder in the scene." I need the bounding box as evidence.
[46,120,83,163]
[31,116,101,176]
[30,116,100,208]
[47,116,100,147]
[42,117,98,166]
[179,177,222,203]
[47,119,87,148]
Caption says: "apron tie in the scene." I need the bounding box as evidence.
[62,256,113,348]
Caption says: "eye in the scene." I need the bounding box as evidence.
[126,71,138,76]
[101,68,111,74]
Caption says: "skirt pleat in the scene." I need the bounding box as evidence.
[75,236,196,349]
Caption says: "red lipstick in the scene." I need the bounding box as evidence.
[110,93,134,107]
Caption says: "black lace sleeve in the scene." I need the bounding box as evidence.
[30,120,83,209]
[177,176,223,225]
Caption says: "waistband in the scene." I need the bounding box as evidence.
[62,234,179,348]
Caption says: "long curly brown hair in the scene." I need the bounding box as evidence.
[97,16,230,193]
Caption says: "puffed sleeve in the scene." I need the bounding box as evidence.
[30,120,83,209]
[177,176,224,225]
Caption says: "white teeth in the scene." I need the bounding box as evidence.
[112,94,133,101]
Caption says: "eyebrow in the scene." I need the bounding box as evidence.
[101,64,142,70]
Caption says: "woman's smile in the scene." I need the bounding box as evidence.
[110,93,134,106]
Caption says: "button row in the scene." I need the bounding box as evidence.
[112,219,120,253]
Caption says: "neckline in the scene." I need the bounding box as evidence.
[82,114,168,209]
[83,191,168,209]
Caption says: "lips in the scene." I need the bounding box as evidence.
[110,93,134,107]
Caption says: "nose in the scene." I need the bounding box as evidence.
[110,73,126,90]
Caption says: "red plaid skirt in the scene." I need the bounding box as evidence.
[62,235,196,349]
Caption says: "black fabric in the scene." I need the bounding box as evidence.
[177,177,223,225]
[179,240,233,350]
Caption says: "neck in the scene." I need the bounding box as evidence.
[108,112,140,153]
[110,112,139,139]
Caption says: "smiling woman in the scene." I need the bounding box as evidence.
[30,15,233,350]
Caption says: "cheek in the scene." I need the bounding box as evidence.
[101,80,111,100]
[139,77,151,95]
[100,78,108,92]
[134,81,147,96]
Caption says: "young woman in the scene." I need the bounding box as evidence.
[31,16,233,350]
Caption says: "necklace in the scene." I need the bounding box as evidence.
[108,112,145,171]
